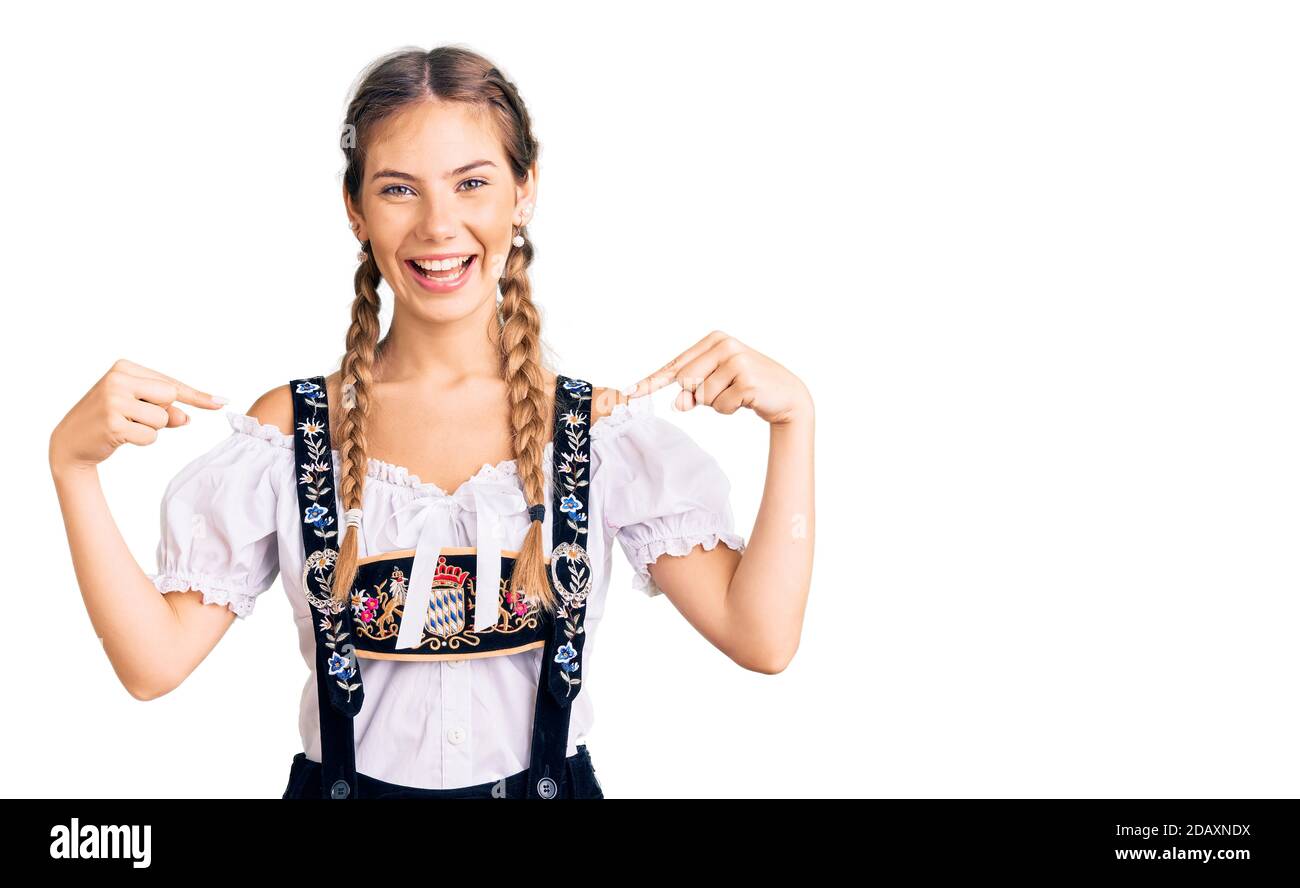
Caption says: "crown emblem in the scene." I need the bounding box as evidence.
[425,555,470,639]
[433,556,470,588]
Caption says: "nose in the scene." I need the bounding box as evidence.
[413,193,463,241]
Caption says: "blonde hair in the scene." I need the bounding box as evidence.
[328,45,559,619]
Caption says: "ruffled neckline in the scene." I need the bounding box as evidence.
[225,391,654,499]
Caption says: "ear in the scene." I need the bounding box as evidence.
[515,164,539,223]
[343,182,367,241]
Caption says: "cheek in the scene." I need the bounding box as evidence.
[365,210,413,246]
[465,220,511,278]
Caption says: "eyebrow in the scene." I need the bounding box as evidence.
[371,160,497,183]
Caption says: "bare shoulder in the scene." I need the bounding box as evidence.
[589,384,630,430]
[245,382,296,437]
[245,371,343,448]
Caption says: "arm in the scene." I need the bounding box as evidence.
[651,407,813,674]
[51,463,242,700]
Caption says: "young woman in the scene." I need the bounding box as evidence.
[48,45,816,799]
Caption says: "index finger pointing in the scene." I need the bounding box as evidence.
[115,359,228,409]
[623,331,729,399]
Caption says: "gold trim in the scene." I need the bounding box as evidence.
[356,547,548,567]
[354,639,546,661]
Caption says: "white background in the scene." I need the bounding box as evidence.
[4,1,1297,798]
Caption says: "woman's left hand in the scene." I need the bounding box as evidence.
[623,330,813,426]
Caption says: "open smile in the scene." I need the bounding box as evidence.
[404,254,476,292]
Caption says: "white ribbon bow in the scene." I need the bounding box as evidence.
[375,478,528,647]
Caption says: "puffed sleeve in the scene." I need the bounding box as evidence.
[599,396,747,597]
[147,418,284,618]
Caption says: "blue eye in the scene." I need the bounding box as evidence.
[380,178,487,196]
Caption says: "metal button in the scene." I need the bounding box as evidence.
[448,726,467,744]
[330,779,350,799]
[537,776,558,799]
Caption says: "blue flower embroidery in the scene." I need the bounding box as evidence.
[559,494,582,515]
[554,642,579,674]
[327,651,355,681]
[303,503,328,525]
[562,379,591,394]
[295,381,321,394]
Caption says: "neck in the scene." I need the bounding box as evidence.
[375,296,505,386]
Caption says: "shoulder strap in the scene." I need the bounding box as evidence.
[546,374,594,707]
[286,373,589,712]
[288,376,364,717]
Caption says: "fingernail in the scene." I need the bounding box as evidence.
[621,384,638,396]
[211,395,229,406]
[182,414,191,424]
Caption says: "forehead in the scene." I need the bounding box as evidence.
[366,100,504,174]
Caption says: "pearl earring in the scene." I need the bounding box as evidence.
[351,222,366,262]
[512,202,533,248]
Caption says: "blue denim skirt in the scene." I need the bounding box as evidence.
[281,744,605,799]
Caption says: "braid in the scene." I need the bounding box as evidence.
[329,242,384,607]
[498,227,558,615]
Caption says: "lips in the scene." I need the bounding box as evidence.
[404,254,477,293]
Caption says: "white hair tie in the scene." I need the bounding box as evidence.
[341,507,363,543]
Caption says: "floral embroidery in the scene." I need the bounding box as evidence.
[296,399,337,550]
[351,591,380,624]
[549,379,593,698]
[554,641,578,674]
[327,651,354,681]
[505,587,530,617]
[292,376,360,706]
[323,616,361,704]
[301,544,341,614]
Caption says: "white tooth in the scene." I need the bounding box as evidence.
[413,255,471,274]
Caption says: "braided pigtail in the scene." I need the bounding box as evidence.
[328,242,384,608]
[497,219,558,615]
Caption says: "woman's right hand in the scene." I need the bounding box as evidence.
[49,358,227,475]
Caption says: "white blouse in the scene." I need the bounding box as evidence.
[147,391,747,790]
